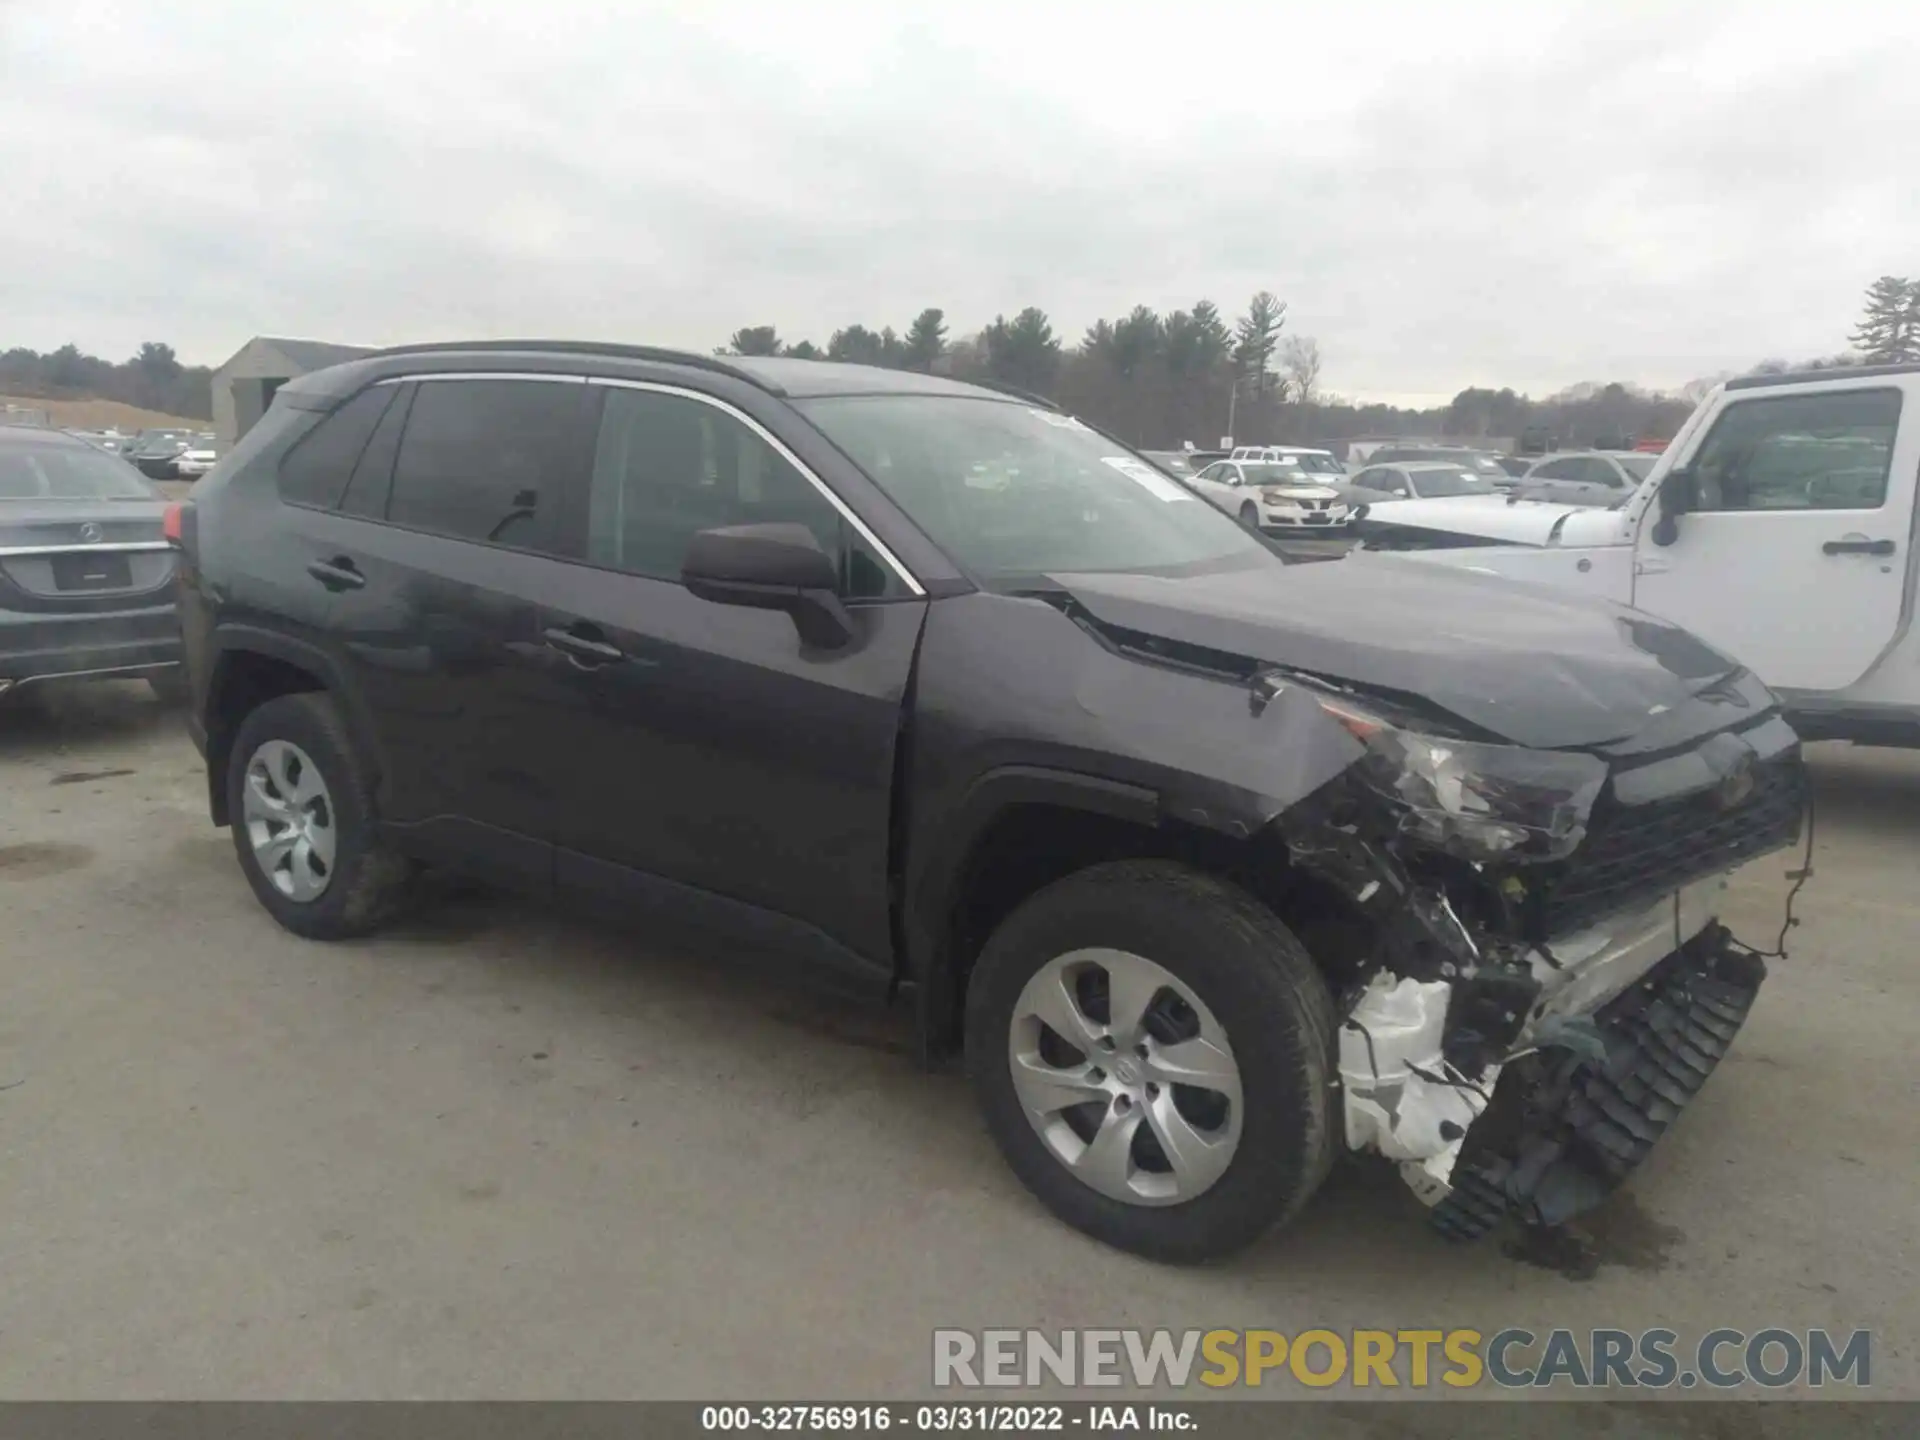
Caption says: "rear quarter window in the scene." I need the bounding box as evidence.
[277,386,396,509]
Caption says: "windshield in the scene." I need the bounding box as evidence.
[1292,454,1344,474]
[799,395,1267,584]
[0,442,157,500]
[1411,466,1496,497]
[1616,454,1657,481]
[1241,462,1317,486]
[1445,453,1508,476]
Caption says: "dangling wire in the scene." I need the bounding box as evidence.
[1729,789,1815,961]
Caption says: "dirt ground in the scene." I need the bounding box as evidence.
[1,394,206,432]
[0,682,1912,1400]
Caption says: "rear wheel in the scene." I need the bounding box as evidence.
[966,860,1336,1263]
[225,692,415,939]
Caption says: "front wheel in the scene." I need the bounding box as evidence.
[1239,502,1260,528]
[966,861,1336,1263]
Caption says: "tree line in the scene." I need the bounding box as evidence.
[14,274,1907,445]
[0,342,214,421]
[722,294,1709,451]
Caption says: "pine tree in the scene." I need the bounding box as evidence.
[903,309,948,371]
[722,326,782,356]
[1233,292,1287,384]
[1850,276,1919,363]
[983,308,1061,394]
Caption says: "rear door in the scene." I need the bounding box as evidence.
[1631,382,1917,694]
[1569,456,1629,506]
[1357,466,1410,499]
[1188,462,1243,516]
[306,372,594,885]
[1523,456,1591,504]
[535,379,927,967]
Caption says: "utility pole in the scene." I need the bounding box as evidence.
[1225,366,1269,447]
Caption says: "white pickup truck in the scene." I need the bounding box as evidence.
[1350,363,1920,745]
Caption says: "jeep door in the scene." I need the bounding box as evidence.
[1632,380,1919,694]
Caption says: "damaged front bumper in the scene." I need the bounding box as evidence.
[1337,876,1766,1236]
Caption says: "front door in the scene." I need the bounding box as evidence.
[539,380,927,968]
[1631,381,1917,694]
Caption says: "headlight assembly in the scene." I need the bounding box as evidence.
[1311,692,1607,861]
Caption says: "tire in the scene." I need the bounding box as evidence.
[147,667,189,705]
[1238,502,1260,528]
[966,860,1337,1263]
[225,692,415,940]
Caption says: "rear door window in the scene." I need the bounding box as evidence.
[384,377,586,550]
[278,385,394,510]
[1531,458,1584,481]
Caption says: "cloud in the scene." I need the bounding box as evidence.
[3,0,1915,401]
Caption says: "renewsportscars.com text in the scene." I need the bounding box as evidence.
[932,1327,1871,1391]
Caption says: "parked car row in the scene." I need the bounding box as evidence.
[1144,439,1667,534]
[61,428,222,480]
[126,428,217,478]
[127,341,1806,1267]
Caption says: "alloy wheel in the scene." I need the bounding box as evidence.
[241,739,337,902]
[1007,948,1243,1206]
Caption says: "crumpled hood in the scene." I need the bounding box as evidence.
[1262,484,1342,502]
[1354,495,1630,547]
[1049,554,1753,749]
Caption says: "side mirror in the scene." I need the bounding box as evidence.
[1652,466,1696,548]
[682,522,854,648]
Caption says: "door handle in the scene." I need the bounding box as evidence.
[306,556,365,591]
[1822,538,1896,557]
[542,625,624,666]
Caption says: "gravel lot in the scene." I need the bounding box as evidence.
[1,682,1914,1399]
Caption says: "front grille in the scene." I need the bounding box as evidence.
[1537,752,1805,936]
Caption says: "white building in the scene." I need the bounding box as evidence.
[211,337,374,446]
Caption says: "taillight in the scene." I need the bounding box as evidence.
[162,502,185,546]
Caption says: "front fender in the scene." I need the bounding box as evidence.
[899,591,1368,1063]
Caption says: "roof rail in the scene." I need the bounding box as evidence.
[362,339,783,393]
[960,375,1060,410]
[1725,361,1920,391]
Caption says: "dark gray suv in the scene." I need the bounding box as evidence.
[168,342,1805,1261]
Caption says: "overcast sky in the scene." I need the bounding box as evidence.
[4,0,1916,404]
